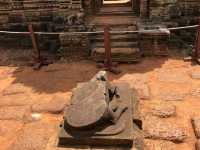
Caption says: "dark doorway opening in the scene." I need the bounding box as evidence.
[93,0,141,16]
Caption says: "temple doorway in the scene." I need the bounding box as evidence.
[103,0,131,5]
[96,0,140,16]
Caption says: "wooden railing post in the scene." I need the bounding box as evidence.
[104,25,112,70]
[102,25,121,74]
[28,24,51,70]
[28,24,40,63]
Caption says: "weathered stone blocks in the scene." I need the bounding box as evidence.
[144,116,187,142]
[8,120,58,150]
[2,83,29,96]
[31,95,68,114]
[0,106,31,121]
[0,120,23,137]
[151,102,176,118]
[156,84,188,101]
[157,70,190,84]
[144,139,176,150]
[0,94,32,107]
[59,33,90,58]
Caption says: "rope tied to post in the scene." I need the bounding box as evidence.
[0,24,199,35]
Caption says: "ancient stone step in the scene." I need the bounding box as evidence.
[87,15,139,26]
[97,11,136,16]
[99,6,133,13]
[91,34,138,42]
[97,6,136,16]
[92,47,139,54]
[102,1,131,6]
[92,47,141,63]
[94,41,138,48]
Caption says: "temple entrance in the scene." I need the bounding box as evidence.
[97,0,140,16]
[98,0,135,15]
[103,0,131,4]
[86,0,141,63]
[82,0,143,63]
[86,0,140,28]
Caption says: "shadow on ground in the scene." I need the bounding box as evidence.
[9,57,169,94]
[1,46,195,94]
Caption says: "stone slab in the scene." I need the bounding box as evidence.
[156,84,189,101]
[144,139,176,150]
[2,83,29,96]
[144,116,187,142]
[0,120,23,137]
[31,95,68,114]
[0,94,33,107]
[8,120,58,150]
[117,74,150,100]
[157,70,190,84]
[151,102,176,118]
[0,106,30,121]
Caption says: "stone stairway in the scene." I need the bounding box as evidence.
[70,0,82,9]
[89,3,141,63]
[96,6,135,16]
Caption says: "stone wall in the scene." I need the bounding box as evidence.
[0,0,199,50]
[0,0,199,27]
[0,0,10,27]
[0,0,85,49]
[148,0,200,24]
[0,0,83,30]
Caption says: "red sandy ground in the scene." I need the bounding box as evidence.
[0,55,200,150]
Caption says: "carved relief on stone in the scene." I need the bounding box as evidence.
[67,11,85,25]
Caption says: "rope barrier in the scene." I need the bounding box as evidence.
[0,31,29,34]
[168,25,199,30]
[0,24,198,35]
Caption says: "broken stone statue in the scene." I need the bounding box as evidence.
[58,71,143,148]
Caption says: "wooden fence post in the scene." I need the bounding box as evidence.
[103,25,121,74]
[28,24,51,70]
[104,25,112,70]
[28,24,40,62]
